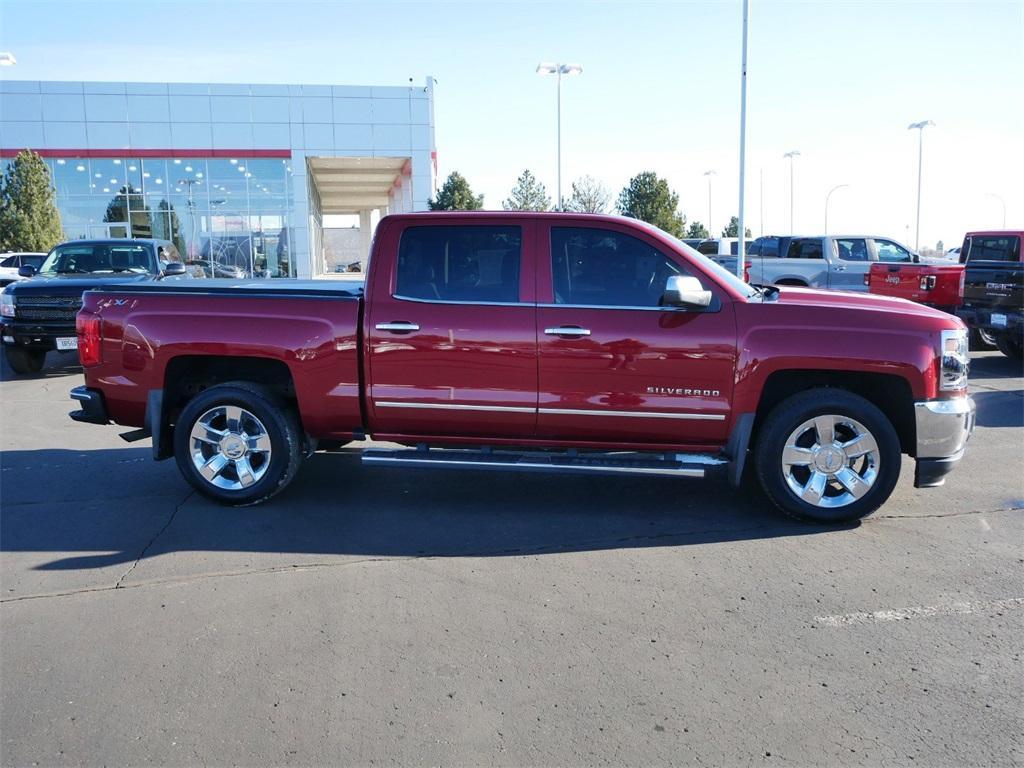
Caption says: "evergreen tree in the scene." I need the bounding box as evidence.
[157,200,187,255]
[686,221,710,239]
[0,149,64,251]
[616,172,685,237]
[722,216,752,238]
[428,171,484,210]
[566,175,611,214]
[502,170,551,211]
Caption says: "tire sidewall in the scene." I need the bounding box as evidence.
[4,347,45,374]
[756,389,901,524]
[174,385,299,505]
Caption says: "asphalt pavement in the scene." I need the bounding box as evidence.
[1,349,1022,766]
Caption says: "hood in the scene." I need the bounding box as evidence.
[6,273,157,296]
[773,285,954,322]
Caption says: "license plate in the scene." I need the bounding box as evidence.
[56,336,78,350]
[991,313,1007,327]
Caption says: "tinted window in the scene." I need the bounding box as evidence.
[552,227,693,307]
[37,243,156,275]
[396,226,521,303]
[787,239,823,259]
[23,255,44,268]
[750,237,785,258]
[965,236,1020,262]
[697,240,719,255]
[835,238,869,261]
[874,239,913,263]
[0,255,17,268]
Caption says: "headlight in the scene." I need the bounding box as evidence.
[939,328,969,391]
[0,291,14,318]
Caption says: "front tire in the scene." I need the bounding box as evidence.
[994,332,1023,360]
[754,388,901,524]
[173,383,303,505]
[4,347,46,375]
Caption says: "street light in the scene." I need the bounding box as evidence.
[0,52,16,67]
[783,150,800,234]
[908,120,934,251]
[703,170,715,234]
[985,193,1006,228]
[824,184,849,234]
[536,62,583,210]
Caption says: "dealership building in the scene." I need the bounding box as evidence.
[0,78,437,278]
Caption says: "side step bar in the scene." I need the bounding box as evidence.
[362,447,727,479]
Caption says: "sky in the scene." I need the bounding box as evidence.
[1,0,1022,250]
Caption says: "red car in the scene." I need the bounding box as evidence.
[69,212,975,524]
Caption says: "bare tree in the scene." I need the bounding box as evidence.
[566,175,611,214]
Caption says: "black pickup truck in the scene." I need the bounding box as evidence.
[956,230,1023,360]
[0,238,190,374]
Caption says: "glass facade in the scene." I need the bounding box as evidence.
[45,155,296,278]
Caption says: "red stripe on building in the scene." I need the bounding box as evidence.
[0,148,292,159]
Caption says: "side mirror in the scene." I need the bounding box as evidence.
[17,265,36,278]
[911,253,920,263]
[663,275,712,309]
[161,262,187,279]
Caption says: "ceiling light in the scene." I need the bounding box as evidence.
[143,172,150,178]
[155,178,163,184]
[110,178,118,184]
[230,159,238,164]
[173,159,181,165]
[128,165,137,171]
[113,159,121,165]
[195,172,203,178]
[184,166,192,172]
[95,172,102,178]
[103,187,110,193]
[57,159,66,165]
[76,165,85,172]
[245,172,251,178]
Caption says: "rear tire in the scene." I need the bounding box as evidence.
[994,332,1023,360]
[4,347,45,375]
[754,388,901,524]
[173,382,303,506]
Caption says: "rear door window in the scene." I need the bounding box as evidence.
[966,235,1020,262]
[0,255,17,268]
[396,225,521,303]
[873,239,913,263]
[835,238,869,261]
[697,240,719,255]
[787,239,824,259]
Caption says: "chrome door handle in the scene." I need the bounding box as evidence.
[376,321,420,333]
[544,326,591,337]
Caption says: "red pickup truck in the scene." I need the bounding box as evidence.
[69,212,975,524]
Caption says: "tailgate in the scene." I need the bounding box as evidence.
[868,263,924,301]
[962,263,1024,311]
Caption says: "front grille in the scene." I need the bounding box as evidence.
[15,296,82,322]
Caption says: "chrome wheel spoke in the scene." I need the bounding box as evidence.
[801,471,828,505]
[782,445,814,467]
[234,457,257,488]
[246,433,272,453]
[835,467,870,499]
[193,425,226,445]
[222,405,244,433]
[841,432,878,459]
[813,415,836,446]
[199,453,229,482]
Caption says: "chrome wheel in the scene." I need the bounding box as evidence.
[189,405,272,491]
[781,414,880,509]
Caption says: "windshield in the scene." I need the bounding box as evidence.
[664,233,761,299]
[38,243,157,276]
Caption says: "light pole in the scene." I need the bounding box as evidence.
[703,170,715,234]
[783,150,800,234]
[908,120,934,251]
[824,184,848,234]
[736,0,749,277]
[985,193,1006,228]
[536,62,583,210]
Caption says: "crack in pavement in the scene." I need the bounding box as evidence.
[4,505,1022,605]
[113,489,194,589]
